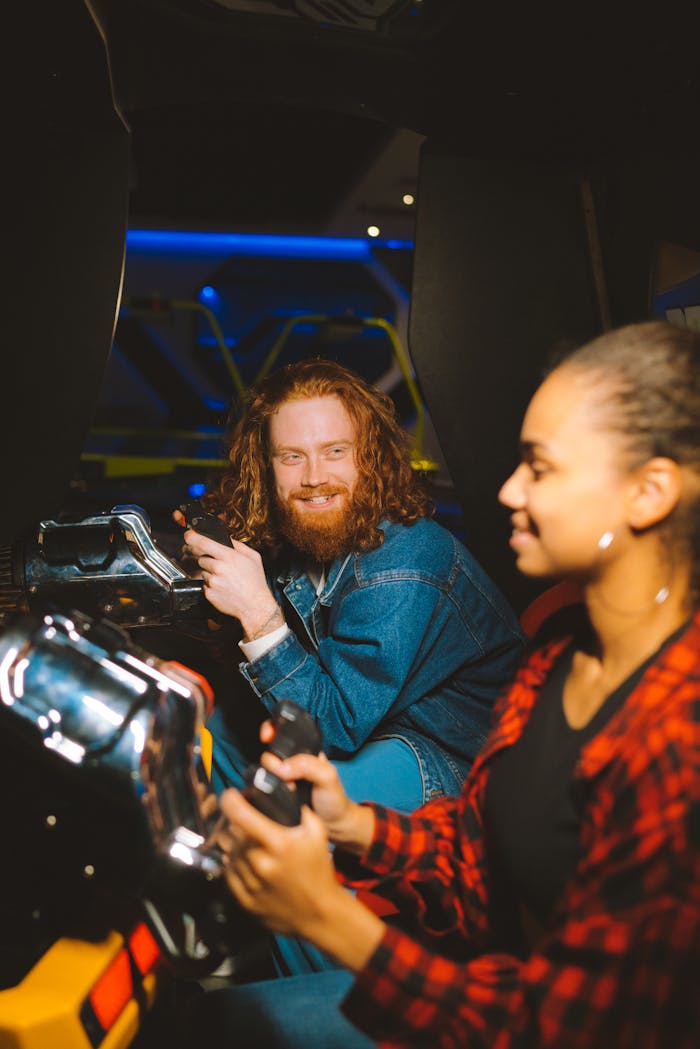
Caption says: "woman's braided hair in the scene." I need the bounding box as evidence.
[559,320,700,601]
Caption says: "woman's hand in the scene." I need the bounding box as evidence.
[218,789,386,970]
[257,728,375,853]
[218,788,343,938]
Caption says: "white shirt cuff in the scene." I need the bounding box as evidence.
[238,623,290,663]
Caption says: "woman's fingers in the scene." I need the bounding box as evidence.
[219,788,286,849]
[259,719,275,745]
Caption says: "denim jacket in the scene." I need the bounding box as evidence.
[239,518,524,800]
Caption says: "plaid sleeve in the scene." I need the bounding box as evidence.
[343,927,525,1048]
[335,797,461,883]
[343,876,700,1048]
[335,794,492,945]
[366,797,461,871]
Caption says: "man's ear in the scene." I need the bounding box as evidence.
[627,457,682,531]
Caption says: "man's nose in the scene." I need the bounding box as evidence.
[301,455,328,487]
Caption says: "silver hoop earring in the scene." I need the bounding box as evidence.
[597,530,614,551]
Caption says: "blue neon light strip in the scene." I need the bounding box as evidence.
[126,229,412,260]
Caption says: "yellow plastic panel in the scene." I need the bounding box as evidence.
[0,932,138,1049]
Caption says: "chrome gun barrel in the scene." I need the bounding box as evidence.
[0,505,209,628]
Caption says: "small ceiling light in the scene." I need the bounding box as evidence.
[402,193,415,206]
[367,225,380,238]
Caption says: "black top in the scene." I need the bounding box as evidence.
[484,619,690,932]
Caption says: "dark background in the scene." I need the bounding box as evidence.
[5,0,700,610]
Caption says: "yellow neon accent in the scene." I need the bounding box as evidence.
[92,308,436,477]
[123,296,247,401]
[199,725,213,781]
[0,932,143,1049]
[410,458,440,473]
[82,448,437,478]
[171,300,248,401]
[80,454,227,478]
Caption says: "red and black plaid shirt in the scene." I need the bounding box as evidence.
[340,612,700,1048]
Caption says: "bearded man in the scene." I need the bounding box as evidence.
[182,358,523,815]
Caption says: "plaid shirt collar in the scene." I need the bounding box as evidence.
[471,610,700,785]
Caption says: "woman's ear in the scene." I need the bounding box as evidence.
[627,457,682,531]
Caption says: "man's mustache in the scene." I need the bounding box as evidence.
[288,487,346,500]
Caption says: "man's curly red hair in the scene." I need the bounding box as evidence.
[202,358,431,552]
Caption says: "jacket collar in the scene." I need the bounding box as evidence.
[274,520,392,597]
[275,548,353,602]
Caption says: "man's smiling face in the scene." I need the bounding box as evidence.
[269,394,360,561]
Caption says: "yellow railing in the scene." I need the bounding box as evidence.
[84,305,438,476]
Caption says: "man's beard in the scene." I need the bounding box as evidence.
[274,485,359,563]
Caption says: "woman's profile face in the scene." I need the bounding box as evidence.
[498,366,633,581]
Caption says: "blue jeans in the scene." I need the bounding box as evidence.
[205,706,423,975]
[206,706,425,809]
[187,970,375,1049]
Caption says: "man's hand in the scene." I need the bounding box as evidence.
[172,508,202,576]
[183,529,284,639]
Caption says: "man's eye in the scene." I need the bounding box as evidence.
[327,447,347,458]
[529,462,549,480]
[281,453,302,464]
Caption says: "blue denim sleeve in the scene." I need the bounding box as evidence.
[238,575,507,756]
